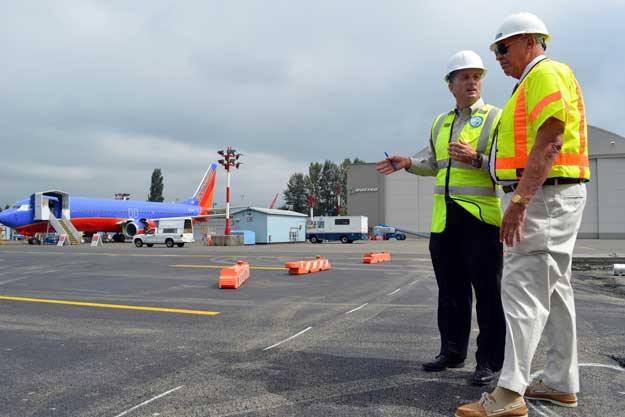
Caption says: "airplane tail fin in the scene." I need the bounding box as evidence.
[269,193,279,209]
[181,163,218,212]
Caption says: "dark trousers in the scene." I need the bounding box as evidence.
[428,200,505,371]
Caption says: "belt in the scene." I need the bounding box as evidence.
[502,178,586,194]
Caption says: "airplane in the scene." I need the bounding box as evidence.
[0,163,220,243]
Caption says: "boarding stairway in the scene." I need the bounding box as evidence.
[49,213,82,245]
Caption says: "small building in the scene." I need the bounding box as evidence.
[231,207,307,243]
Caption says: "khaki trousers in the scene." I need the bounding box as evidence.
[498,183,586,395]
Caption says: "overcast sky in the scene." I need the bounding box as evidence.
[1,0,624,207]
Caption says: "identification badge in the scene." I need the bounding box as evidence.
[470,116,483,128]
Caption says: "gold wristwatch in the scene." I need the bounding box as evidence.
[511,194,531,206]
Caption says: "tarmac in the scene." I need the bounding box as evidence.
[0,238,624,417]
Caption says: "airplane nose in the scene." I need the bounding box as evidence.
[0,210,15,228]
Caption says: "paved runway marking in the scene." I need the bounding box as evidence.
[171,264,286,271]
[408,280,419,285]
[0,276,38,286]
[113,385,183,417]
[345,303,368,314]
[387,288,401,296]
[526,402,553,417]
[0,296,220,316]
[263,326,312,351]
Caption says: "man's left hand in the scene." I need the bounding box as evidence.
[448,140,476,164]
[500,202,526,247]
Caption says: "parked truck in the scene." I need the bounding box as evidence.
[306,216,368,244]
[133,218,194,248]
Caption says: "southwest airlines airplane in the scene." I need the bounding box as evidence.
[0,163,218,241]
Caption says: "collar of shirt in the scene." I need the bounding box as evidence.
[454,98,484,116]
[518,54,546,84]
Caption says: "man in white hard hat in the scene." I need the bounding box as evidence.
[456,12,588,417]
[377,50,505,386]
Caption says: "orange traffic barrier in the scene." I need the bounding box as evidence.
[219,261,250,289]
[284,256,332,275]
[363,251,392,264]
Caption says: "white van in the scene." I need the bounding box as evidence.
[133,218,194,248]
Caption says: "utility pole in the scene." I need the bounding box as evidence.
[217,147,242,235]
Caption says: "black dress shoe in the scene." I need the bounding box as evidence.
[422,355,465,372]
[471,365,498,385]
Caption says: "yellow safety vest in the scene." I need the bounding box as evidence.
[495,59,590,181]
[430,104,502,233]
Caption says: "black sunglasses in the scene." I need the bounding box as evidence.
[494,42,511,56]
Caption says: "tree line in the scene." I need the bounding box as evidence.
[282,158,365,216]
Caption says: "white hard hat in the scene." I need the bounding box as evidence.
[490,12,550,51]
[445,50,486,82]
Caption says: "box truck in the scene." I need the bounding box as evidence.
[306,216,368,243]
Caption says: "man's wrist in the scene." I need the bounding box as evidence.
[511,193,530,207]
[471,153,483,168]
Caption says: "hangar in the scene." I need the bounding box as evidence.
[347,125,625,239]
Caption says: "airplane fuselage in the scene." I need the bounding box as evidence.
[0,197,202,236]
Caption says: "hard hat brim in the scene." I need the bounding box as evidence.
[489,32,551,51]
[445,67,487,83]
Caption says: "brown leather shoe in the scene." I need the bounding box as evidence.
[525,379,578,407]
[455,393,528,417]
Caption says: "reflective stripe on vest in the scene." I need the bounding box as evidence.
[434,185,498,197]
[495,59,590,181]
[436,159,472,170]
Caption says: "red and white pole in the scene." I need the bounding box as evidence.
[224,165,231,235]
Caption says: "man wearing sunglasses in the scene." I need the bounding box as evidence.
[377,50,505,387]
[456,12,589,417]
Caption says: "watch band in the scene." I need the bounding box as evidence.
[471,153,483,168]
[511,194,531,206]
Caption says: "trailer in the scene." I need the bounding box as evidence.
[306,216,368,244]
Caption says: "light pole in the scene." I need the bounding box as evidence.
[217,147,242,235]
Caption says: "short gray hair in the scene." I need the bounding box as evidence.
[532,34,547,51]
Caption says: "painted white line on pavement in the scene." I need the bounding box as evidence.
[113,385,183,417]
[0,276,37,286]
[387,288,401,296]
[263,327,312,351]
[408,280,419,285]
[528,362,625,417]
[345,303,368,314]
[526,402,552,417]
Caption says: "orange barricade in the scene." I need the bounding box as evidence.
[362,251,392,264]
[219,260,250,289]
[284,256,332,275]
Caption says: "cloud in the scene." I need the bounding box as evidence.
[1,0,623,206]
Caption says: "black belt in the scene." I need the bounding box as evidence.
[502,178,586,194]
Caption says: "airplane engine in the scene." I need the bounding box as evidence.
[122,221,142,237]
[123,219,151,237]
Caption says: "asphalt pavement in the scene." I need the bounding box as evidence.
[0,239,624,417]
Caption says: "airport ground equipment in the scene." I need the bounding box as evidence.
[363,252,392,264]
[133,218,194,248]
[284,256,332,275]
[219,261,251,289]
[306,216,368,244]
